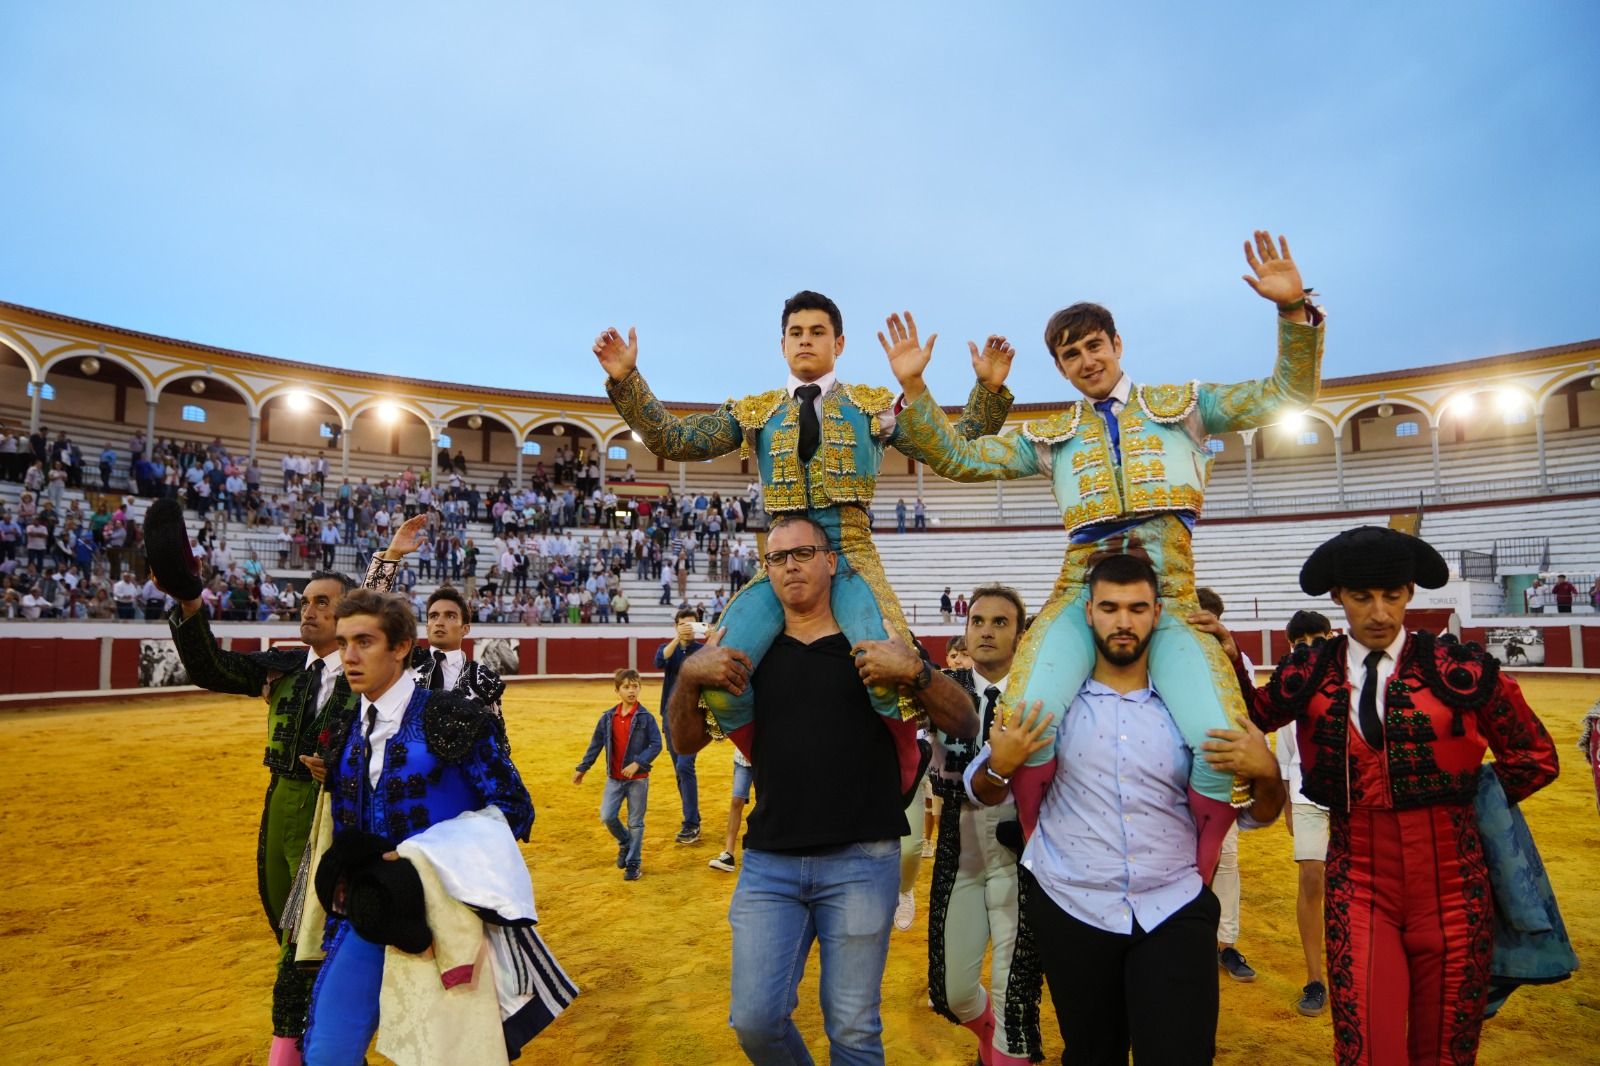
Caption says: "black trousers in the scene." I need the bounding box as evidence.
[1025,869,1219,1066]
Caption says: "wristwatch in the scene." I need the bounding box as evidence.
[911,660,933,691]
[983,763,1012,787]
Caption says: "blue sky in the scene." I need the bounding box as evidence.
[3,3,1597,406]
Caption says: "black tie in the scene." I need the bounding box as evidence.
[981,685,1001,743]
[363,701,379,748]
[1358,649,1386,750]
[304,658,325,713]
[795,384,822,465]
[430,649,448,691]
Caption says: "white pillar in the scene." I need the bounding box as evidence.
[515,441,525,486]
[1240,429,1256,514]
[1333,429,1345,507]
[248,415,260,464]
[1534,414,1548,493]
[29,378,43,433]
[145,399,157,449]
[340,429,350,477]
[1430,423,1443,495]
[916,463,924,495]
[430,432,440,485]
[678,461,686,492]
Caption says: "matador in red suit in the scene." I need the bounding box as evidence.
[1233,527,1558,1065]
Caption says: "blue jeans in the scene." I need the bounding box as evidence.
[728,839,901,1065]
[600,777,649,870]
[662,716,701,833]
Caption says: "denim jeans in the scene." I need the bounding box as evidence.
[728,839,901,1065]
[662,717,701,833]
[599,777,649,870]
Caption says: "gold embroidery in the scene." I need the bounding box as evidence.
[1121,433,1165,456]
[1124,458,1166,485]
[1070,451,1103,473]
[1077,469,1113,497]
[1023,402,1083,444]
[1136,381,1199,422]
[734,388,788,431]
[836,507,920,720]
[843,382,895,417]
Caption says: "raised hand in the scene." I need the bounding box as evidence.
[1241,231,1305,308]
[878,312,938,394]
[969,334,1016,393]
[593,327,639,382]
[383,513,430,560]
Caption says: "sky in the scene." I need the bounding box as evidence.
[3,3,1598,407]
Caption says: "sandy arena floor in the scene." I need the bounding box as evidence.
[1,675,1596,1065]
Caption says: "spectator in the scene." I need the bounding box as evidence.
[1552,574,1578,614]
[940,586,954,623]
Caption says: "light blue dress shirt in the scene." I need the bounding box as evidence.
[966,678,1205,935]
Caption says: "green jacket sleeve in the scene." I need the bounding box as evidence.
[167,606,270,697]
[951,380,1014,438]
[604,369,743,462]
[890,389,1041,483]
[1197,318,1325,434]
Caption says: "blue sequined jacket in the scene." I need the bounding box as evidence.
[323,685,534,845]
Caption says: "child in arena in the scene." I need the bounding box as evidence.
[574,668,662,881]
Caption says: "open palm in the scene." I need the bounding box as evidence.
[1241,231,1304,305]
[878,311,937,387]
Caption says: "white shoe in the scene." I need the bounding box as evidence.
[920,838,935,859]
[894,890,916,931]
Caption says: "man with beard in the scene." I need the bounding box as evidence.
[927,584,1043,1065]
[149,499,360,1064]
[967,554,1285,1065]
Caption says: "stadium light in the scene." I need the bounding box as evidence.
[1494,389,1525,414]
[378,402,400,423]
[287,391,310,412]
[1280,411,1306,431]
[1450,393,1476,417]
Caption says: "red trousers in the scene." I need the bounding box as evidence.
[1326,805,1492,1065]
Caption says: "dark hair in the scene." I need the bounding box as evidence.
[968,583,1028,629]
[767,513,832,548]
[334,588,416,649]
[426,586,470,619]
[782,290,843,337]
[308,569,357,594]
[1287,609,1334,643]
[1196,587,1224,616]
[1043,302,1117,355]
[614,667,641,688]
[1086,553,1159,597]
[673,607,698,623]
[946,635,968,652]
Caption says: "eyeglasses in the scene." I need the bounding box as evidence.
[762,544,831,568]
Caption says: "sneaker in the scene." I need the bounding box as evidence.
[1218,947,1257,982]
[894,890,916,931]
[708,851,737,873]
[1296,980,1327,1016]
[624,865,642,881]
[920,838,935,859]
[676,826,702,845]
[616,845,628,869]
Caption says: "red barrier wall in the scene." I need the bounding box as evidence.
[545,638,630,674]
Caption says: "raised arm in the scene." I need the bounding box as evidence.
[951,335,1016,437]
[363,512,430,590]
[167,601,272,697]
[594,327,743,461]
[1198,232,1326,434]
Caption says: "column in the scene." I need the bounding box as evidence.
[1240,429,1256,514]
[1332,428,1345,507]
[678,461,686,492]
[995,480,1004,523]
[429,431,440,485]
[145,399,157,449]
[916,463,924,496]
[1534,413,1548,493]
[340,429,350,477]
[247,415,260,464]
[29,378,43,433]
[1429,423,1443,495]
[515,440,525,486]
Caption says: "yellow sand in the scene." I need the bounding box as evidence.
[0,675,1595,1065]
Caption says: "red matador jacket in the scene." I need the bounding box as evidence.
[1239,631,1558,811]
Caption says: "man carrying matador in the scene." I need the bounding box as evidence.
[883,232,1325,876]
[593,290,1012,763]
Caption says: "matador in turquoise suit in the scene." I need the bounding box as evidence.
[593,290,1012,760]
[885,233,1325,877]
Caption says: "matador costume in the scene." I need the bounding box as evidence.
[167,606,361,1042]
[1241,528,1559,1065]
[606,368,1009,770]
[892,312,1324,872]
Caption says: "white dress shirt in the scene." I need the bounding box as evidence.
[362,674,421,788]
[1344,629,1408,746]
[304,645,344,711]
[785,369,836,422]
[424,647,466,691]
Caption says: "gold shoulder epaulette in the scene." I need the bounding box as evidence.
[1136,381,1199,423]
[733,388,788,431]
[1022,402,1083,444]
[842,382,896,417]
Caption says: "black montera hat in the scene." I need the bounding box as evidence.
[1299,526,1449,596]
[316,830,433,954]
[143,498,203,602]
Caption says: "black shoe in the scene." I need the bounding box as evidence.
[616,845,627,869]
[1297,980,1327,1016]
[675,826,701,845]
[624,865,642,881]
[1218,947,1257,982]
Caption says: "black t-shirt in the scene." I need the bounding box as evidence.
[744,631,909,853]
